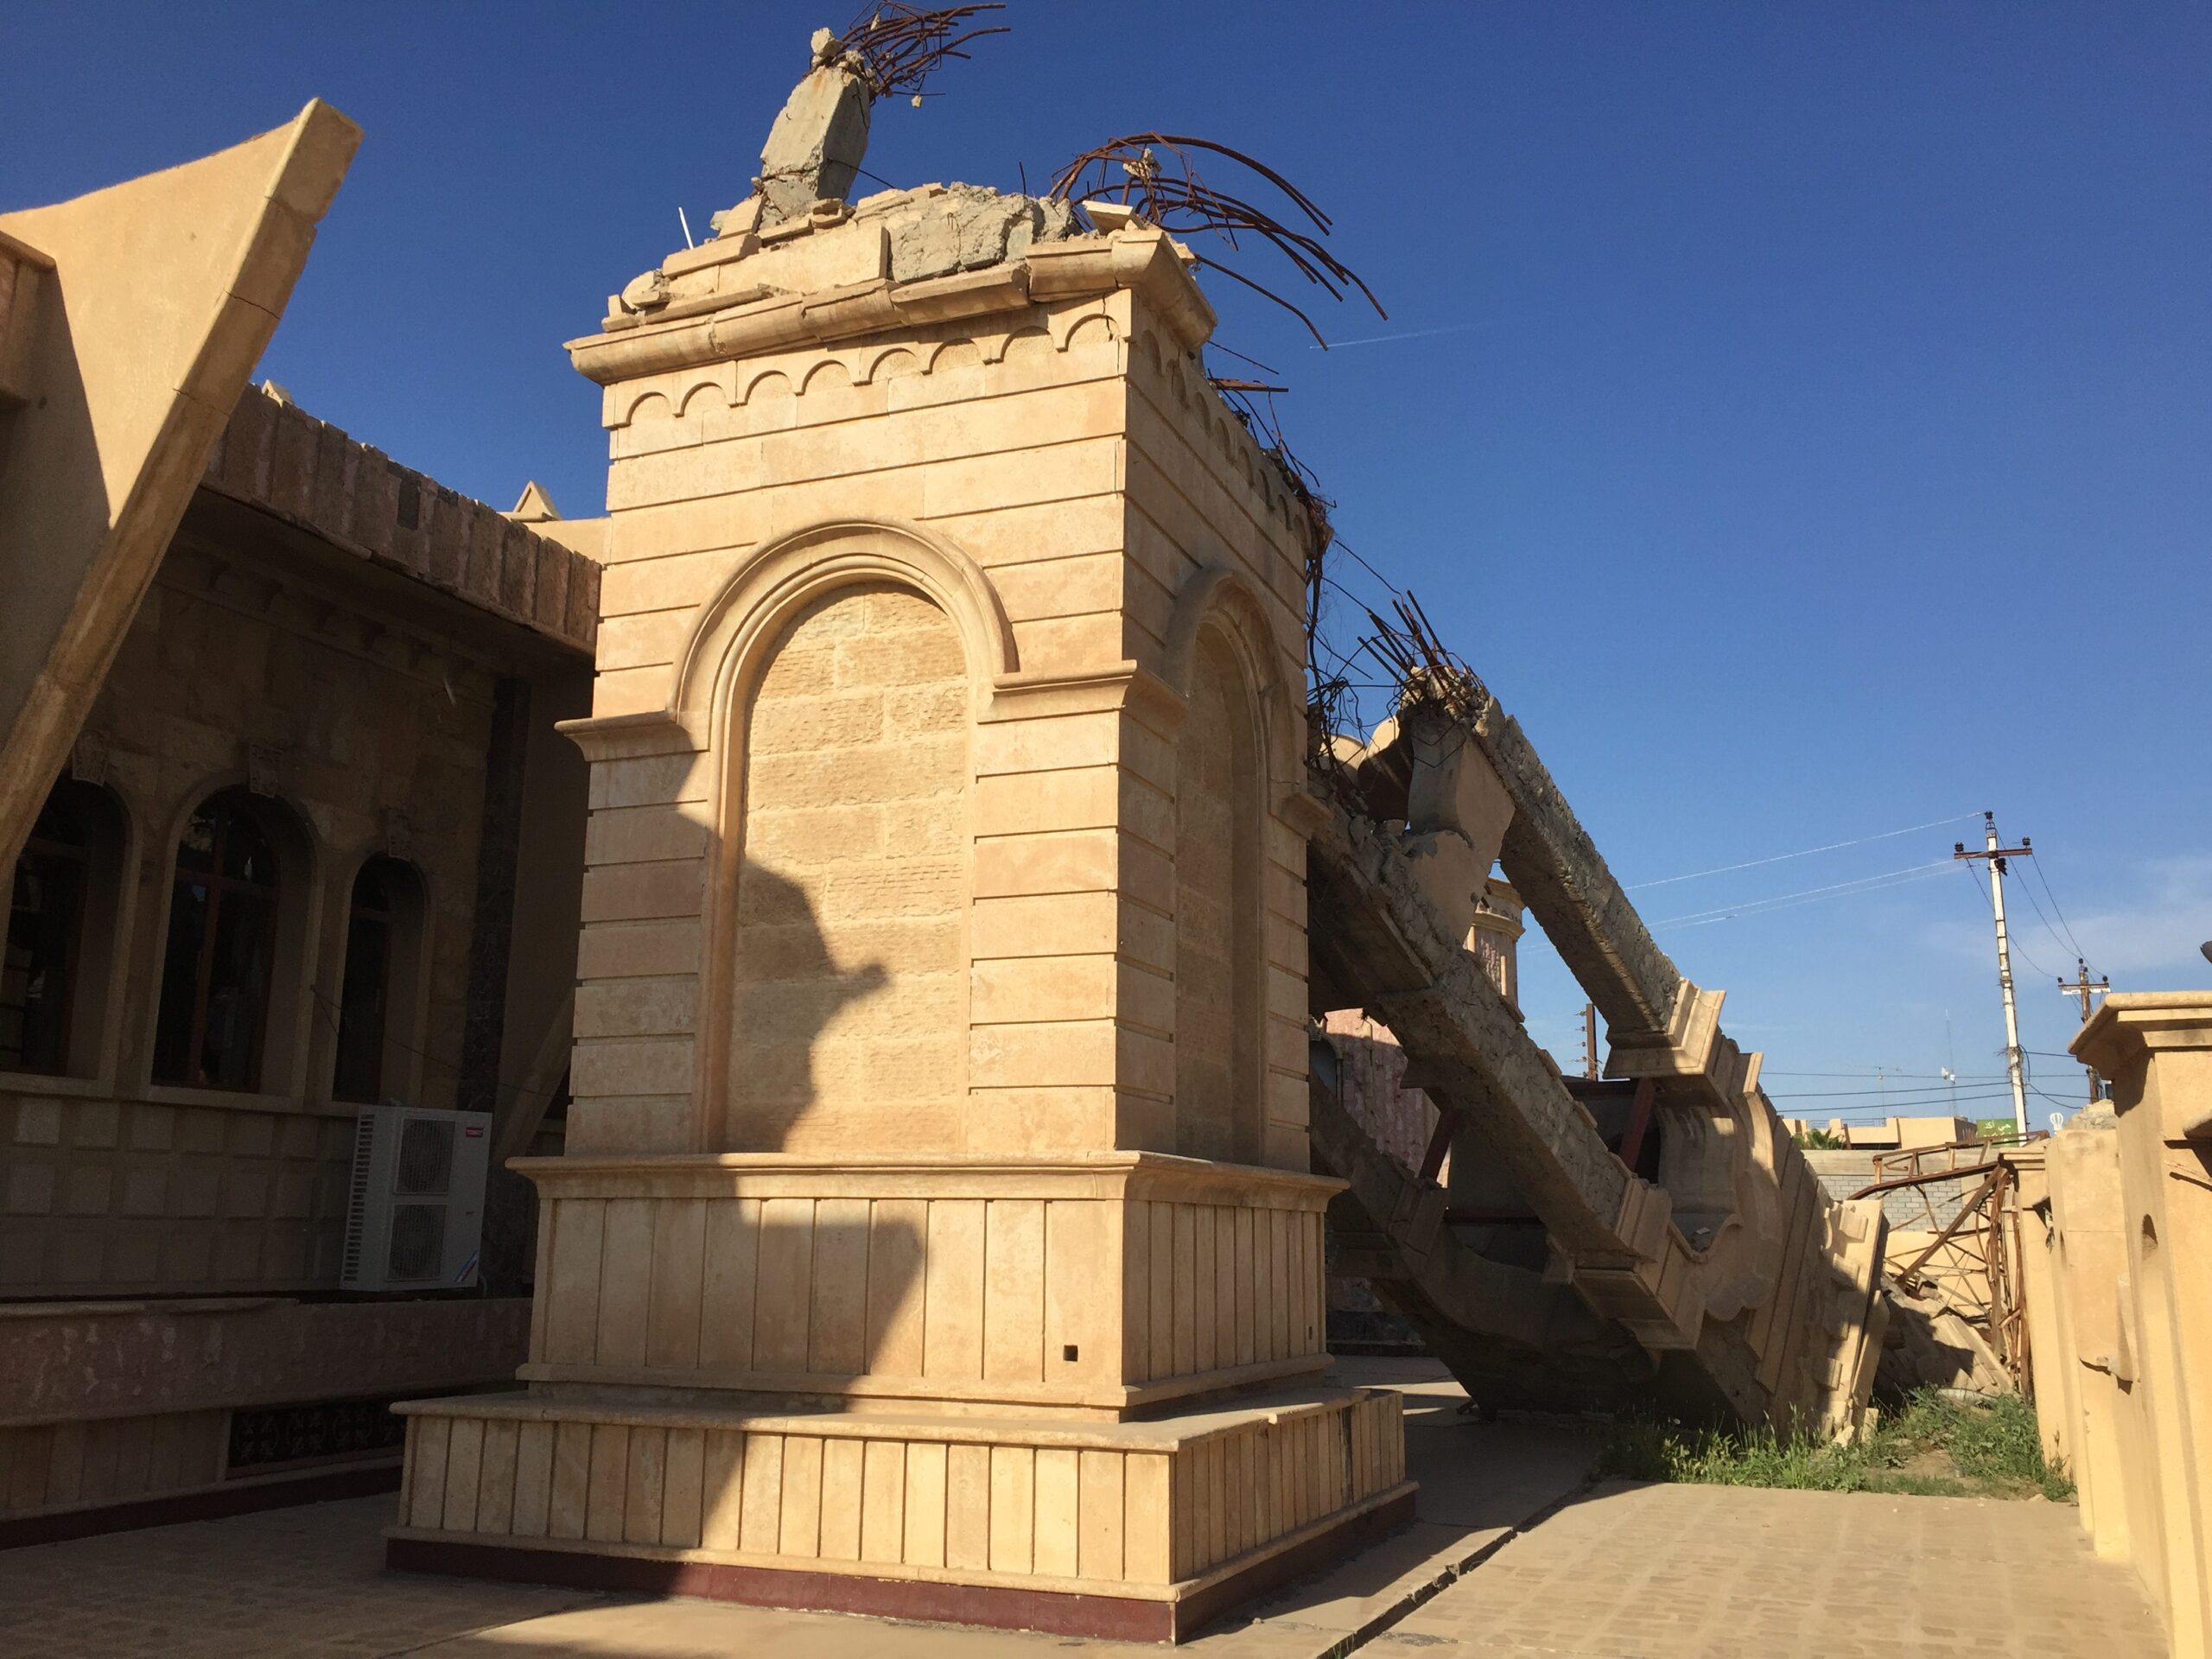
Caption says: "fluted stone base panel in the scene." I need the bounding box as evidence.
[387,1386,1408,1642]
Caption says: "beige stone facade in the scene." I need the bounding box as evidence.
[387,181,1405,1641]
[1,373,597,1529]
[2015,993,2212,1659]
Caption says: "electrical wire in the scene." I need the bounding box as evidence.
[1763,1083,2015,1103]
[2029,854,2095,972]
[1763,1068,2006,1080]
[1649,860,1955,929]
[1626,814,1979,891]
[2013,872,2078,975]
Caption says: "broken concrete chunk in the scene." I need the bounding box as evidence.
[887,187,1081,285]
[619,269,670,313]
[757,60,873,228]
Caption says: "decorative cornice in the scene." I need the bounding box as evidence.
[567,226,1213,388]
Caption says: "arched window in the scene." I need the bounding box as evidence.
[334,857,423,1103]
[3,783,99,1073]
[153,790,283,1090]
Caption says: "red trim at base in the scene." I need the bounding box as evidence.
[387,1486,1416,1644]
[0,1461,401,1550]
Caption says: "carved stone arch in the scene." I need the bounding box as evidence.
[668,522,1013,1154]
[925,338,984,375]
[800,358,853,397]
[671,518,1017,734]
[1161,564,1303,815]
[739,367,793,406]
[860,345,921,384]
[677,378,730,419]
[1058,312,1119,353]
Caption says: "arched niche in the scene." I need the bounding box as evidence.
[671,521,1013,1154]
[1173,626,1266,1164]
[1160,567,1298,1168]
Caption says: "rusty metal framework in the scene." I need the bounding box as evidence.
[1854,1144,2035,1391]
[836,4,1008,99]
[1045,134,1384,346]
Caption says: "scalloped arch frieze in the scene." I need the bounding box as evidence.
[601,302,1124,434]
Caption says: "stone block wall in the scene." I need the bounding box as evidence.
[2018,998,2212,1659]
[0,365,603,1301]
[728,585,968,1153]
[0,525,501,1296]
[0,1096,352,1292]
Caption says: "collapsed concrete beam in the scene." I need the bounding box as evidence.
[1309,1043,1654,1414]
[1309,787,1889,1429]
[1467,702,1681,1038]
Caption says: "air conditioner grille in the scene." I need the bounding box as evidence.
[396,1118,453,1196]
[386,1202,446,1281]
[339,1111,378,1282]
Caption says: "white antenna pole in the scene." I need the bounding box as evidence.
[678,207,696,249]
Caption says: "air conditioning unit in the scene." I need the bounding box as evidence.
[340,1105,493,1291]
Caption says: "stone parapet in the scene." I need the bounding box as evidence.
[200,387,601,655]
[0,1294,529,1529]
[0,1294,530,1427]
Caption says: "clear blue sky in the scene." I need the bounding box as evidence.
[9,3,2207,1125]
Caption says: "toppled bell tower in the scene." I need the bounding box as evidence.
[385,16,1406,1643]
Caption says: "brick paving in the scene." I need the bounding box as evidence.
[0,1366,2165,1658]
[1376,1479,2165,1659]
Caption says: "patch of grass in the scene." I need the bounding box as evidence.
[1880,1390,2075,1501]
[1594,1389,2074,1502]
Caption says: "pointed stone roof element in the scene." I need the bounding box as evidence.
[0,99,359,874]
[507,480,562,523]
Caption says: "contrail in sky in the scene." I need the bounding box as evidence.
[1311,320,1516,350]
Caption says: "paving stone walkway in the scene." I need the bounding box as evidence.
[0,1361,2165,1658]
[1375,1478,2165,1659]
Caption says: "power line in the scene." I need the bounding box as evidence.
[2030,854,2094,969]
[1649,860,1955,928]
[1626,813,1979,891]
[2013,869,2077,968]
[1760,1092,2025,1106]
[1763,1068,2006,1081]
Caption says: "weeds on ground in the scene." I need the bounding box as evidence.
[1594,1389,2074,1502]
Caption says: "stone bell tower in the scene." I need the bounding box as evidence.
[385,39,1408,1642]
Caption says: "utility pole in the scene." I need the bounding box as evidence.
[2059,958,2111,1104]
[1580,1003,1599,1081]
[1955,811,2033,1137]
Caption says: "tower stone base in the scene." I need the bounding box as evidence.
[388,1384,1408,1642]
